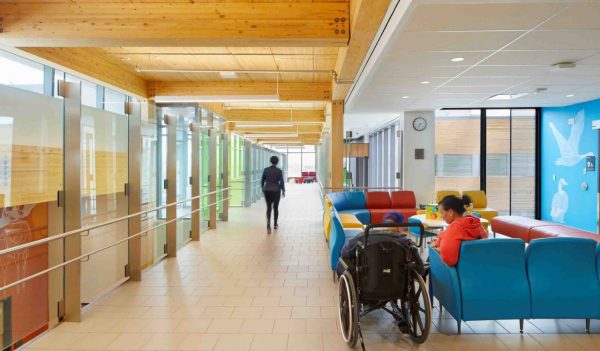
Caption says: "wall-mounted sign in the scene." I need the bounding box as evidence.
[586,155,595,171]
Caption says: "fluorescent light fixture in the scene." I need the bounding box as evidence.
[402,96,409,99]
[153,95,280,103]
[244,133,298,138]
[421,81,430,84]
[451,57,465,62]
[487,93,528,101]
[219,71,238,79]
[566,94,575,97]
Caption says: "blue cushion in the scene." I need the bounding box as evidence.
[329,210,363,270]
[597,243,600,283]
[327,192,366,211]
[429,247,462,322]
[457,239,531,320]
[339,209,370,224]
[526,238,600,319]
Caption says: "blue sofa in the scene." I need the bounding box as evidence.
[429,238,600,334]
[327,191,371,224]
[329,208,362,275]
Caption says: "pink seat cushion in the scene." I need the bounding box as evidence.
[492,216,550,242]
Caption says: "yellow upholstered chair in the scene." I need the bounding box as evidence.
[436,190,461,203]
[323,196,364,241]
[417,210,427,215]
[461,190,498,226]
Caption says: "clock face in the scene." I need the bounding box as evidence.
[413,117,427,131]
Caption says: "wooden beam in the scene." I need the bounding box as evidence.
[150,81,331,102]
[0,2,349,47]
[223,109,325,123]
[333,0,391,100]
[23,47,148,97]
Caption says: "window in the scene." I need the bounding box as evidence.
[104,88,127,114]
[435,109,481,193]
[0,50,44,94]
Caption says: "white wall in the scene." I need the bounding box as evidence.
[402,111,435,205]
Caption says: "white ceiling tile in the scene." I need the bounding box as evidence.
[377,51,492,66]
[578,53,600,64]
[434,86,505,94]
[507,30,600,50]
[391,31,525,52]
[442,76,530,87]
[405,3,566,31]
[461,65,548,77]
[539,3,600,30]
[482,50,598,66]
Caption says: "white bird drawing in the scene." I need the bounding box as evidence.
[551,178,569,223]
[549,110,594,166]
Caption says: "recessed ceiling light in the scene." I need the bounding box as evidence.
[451,57,464,62]
[487,93,528,101]
[566,94,575,97]
[120,56,130,61]
[421,81,430,84]
[219,71,238,79]
[402,96,409,99]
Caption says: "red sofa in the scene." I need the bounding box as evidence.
[492,216,600,243]
[365,191,419,224]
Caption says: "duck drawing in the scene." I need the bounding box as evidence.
[549,110,594,167]
[551,178,568,223]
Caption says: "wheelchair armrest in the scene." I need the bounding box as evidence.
[338,258,349,271]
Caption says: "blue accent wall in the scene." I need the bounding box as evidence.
[541,99,599,232]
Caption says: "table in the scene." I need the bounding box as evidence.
[409,214,489,230]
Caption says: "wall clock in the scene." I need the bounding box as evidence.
[412,117,427,131]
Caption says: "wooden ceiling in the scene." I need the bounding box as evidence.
[1,0,391,145]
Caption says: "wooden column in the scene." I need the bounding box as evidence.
[331,100,344,189]
[127,99,142,281]
[61,80,82,322]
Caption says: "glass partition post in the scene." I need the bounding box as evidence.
[175,115,192,250]
[127,98,142,281]
[220,132,229,221]
[244,139,252,207]
[201,128,210,230]
[191,123,200,241]
[165,114,177,257]
[62,80,82,321]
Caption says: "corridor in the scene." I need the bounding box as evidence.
[24,184,600,351]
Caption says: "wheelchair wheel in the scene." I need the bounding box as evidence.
[406,269,432,344]
[338,270,359,347]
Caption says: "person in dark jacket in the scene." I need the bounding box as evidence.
[262,156,285,234]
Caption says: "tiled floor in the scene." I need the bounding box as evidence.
[25,184,600,350]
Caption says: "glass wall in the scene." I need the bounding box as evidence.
[435,109,481,195]
[80,86,129,304]
[0,50,64,348]
[229,134,245,206]
[271,145,315,180]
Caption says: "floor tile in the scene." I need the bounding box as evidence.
[214,334,255,351]
[286,334,323,351]
[250,334,288,351]
[177,334,221,350]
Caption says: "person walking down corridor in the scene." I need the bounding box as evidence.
[262,156,285,234]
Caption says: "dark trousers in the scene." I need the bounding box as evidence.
[264,191,281,225]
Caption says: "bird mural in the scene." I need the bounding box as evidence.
[549,110,594,166]
[551,178,569,223]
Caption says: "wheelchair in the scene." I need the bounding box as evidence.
[337,222,432,349]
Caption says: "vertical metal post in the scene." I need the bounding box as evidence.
[127,99,142,281]
[191,123,201,240]
[60,80,82,322]
[221,132,229,221]
[208,113,217,229]
[165,114,177,257]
